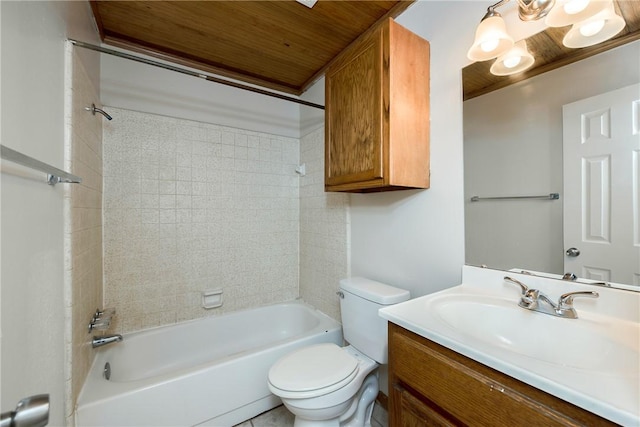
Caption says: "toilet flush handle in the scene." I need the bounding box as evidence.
[336,291,344,299]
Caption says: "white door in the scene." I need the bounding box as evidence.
[563,83,640,285]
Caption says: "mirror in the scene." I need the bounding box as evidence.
[463,36,640,289]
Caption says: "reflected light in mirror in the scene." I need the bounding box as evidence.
[546,0,609,27]
[564,2,625,47]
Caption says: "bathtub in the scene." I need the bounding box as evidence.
[76,301,342,426]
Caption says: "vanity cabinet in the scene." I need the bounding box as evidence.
[324,18,430,193]
[388,323,616,427]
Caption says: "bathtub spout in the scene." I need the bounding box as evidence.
[92,334,123,348]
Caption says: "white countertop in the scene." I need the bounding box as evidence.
[379,266,640,426]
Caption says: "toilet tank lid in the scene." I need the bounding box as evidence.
[339,277,410,305]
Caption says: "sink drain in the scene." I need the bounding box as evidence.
[103,362,111,380]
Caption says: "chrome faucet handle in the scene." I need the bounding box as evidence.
[554,290,598,319]
[504,276,528,294]
[88,318,111,333]
[504,276,538,308]
[92,308,116,322]
[558,290,599,308]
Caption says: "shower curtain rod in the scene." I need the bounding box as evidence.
[69,39,325,110]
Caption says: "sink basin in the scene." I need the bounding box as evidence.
[428,294,640,376]
[378,266,640,426]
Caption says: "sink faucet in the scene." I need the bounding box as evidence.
[92,334,123,348]
[504,276,598,319]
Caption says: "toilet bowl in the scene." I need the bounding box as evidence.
[268,344,378,427]
[267,278,410,427]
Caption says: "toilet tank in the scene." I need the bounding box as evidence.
[339,277,410,364]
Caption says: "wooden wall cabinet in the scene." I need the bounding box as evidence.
[324,18,430,193]
[388,323,615,427]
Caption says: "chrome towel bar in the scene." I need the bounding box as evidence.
[470,193,559,202]
[1,144,82,185]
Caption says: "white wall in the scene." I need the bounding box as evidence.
[64,44,104,422]
[1,1,98,424]
[101,54,302,138]
[464,40,640,274]
[300,1,480,299]
[346,1,480,297]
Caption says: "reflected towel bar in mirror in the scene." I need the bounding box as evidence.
[470,193,560,202]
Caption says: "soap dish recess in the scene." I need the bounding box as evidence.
[202,289,223,309]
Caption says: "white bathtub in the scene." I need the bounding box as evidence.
[76,301,342,426]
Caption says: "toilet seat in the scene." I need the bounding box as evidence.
[268,343,359,399]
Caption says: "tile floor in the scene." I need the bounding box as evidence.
[235,402,388,427]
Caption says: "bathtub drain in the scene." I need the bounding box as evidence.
[103,362,111,380]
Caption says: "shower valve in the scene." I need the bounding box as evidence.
[88,308,116,333]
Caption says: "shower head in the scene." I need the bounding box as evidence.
[85,103,112,120]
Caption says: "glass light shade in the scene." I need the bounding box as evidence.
[563,2,625,48]
[467,15,514,62]
[545,0,609,27]
[490,40,535,76]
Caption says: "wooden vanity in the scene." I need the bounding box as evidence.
[388,323,616,426]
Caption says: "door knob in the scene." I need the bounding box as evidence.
[0,394,49,427]
[566,247,581,257]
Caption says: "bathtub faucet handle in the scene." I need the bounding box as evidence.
[93,308,116,321]
[89,308,117,333]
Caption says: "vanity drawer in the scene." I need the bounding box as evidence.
[388,323,615,427]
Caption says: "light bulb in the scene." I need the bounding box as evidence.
[563,0,590,15]
[468,15,514,61]
[490,40,534,76]
[480,38,500,53]
[503,55,522,69]
[579,19,605,36]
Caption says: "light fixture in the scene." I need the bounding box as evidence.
[490,40,535,75]
[517,0,556,21]
[545,0,609,27]
[467,0,628,79]
[467,8,514,61]
[467,0,558,62]
[563,1,625,47]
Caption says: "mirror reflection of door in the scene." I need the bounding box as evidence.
[463,39,640,286]
[563,83,640,285]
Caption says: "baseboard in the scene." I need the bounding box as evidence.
[376,391,388,411]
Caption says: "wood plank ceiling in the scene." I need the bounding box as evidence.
[90,0,414,95]
[463,0,640,100]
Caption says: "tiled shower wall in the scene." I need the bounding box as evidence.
[63,45,103,421]
[299,127,350,321]
[102,108,299,333]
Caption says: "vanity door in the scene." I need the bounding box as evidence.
[388,323,616,427]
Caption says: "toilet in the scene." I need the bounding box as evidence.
[268,277,410,427]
